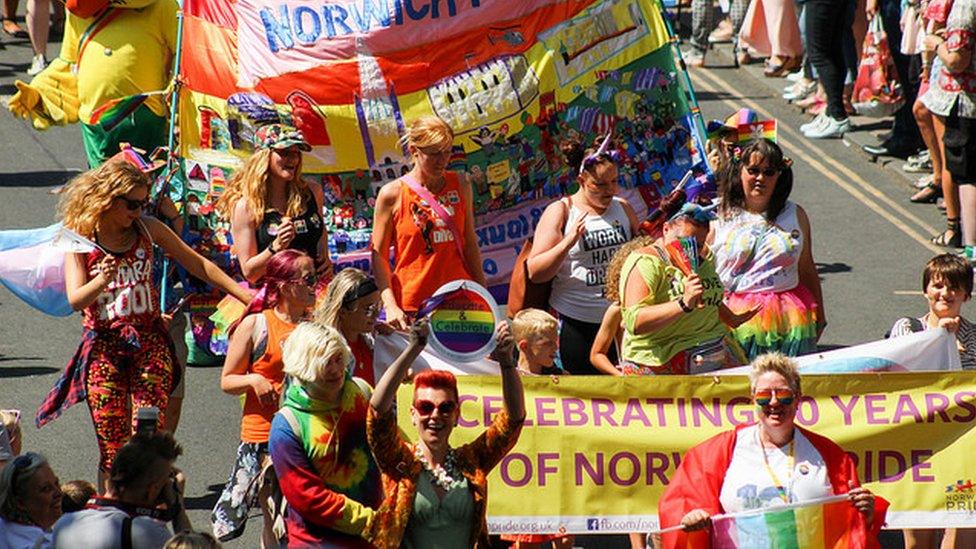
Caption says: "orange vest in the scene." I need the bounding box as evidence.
[240,309,296,443]
[390,172,473,312]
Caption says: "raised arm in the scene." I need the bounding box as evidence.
[369,320,428,414]
[493,321,526,421]
[64,251,118,311]
[622,257,701,335]
[370,182,407,329]
[230,199,272,283]
[526,199,582,283]
[144,217,253,304]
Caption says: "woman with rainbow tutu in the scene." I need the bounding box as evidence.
[710,138,825,359]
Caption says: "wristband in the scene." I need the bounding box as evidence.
[677,297,693,313]
[268,242,278,254]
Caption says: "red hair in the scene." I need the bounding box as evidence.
[228,249,310,336]
[413,369,459,403]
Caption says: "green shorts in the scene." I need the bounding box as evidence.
[81,104,168,168]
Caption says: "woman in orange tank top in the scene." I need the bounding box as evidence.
[213,250,316,546]
[371,116,486,330]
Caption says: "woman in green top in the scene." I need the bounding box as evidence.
[619,202,755,374]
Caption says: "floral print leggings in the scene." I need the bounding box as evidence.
[85,329,174,471]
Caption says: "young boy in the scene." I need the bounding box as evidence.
[511,308,564,376]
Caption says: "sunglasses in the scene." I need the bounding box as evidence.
[292,273,318,287]
[745,166,780,177]
[419,146,452,157]
[754,388,796,406]
[358,303,382,317]
[413,399,458,416]
[116,196,149,211]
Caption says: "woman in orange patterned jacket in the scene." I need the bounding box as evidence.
[364,321,525,548]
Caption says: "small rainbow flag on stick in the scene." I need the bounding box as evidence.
[710,495,866,548]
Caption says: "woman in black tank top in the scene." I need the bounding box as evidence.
[216,124,330,283]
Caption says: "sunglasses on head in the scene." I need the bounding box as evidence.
[117,196,149,211]
[413,399,458,416]
[745,166,779,177]
[754,388,796,406]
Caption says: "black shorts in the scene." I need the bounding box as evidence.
[944,100,976,185]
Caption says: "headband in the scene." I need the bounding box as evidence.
[342,278,379,307]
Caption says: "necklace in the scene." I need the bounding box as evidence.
[415,445,463,492]
[756,427,795,505]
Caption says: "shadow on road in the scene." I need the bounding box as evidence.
[0,364,60,377]
[185,484,224,511]
[0,170,81,188]
[817,262,852,274]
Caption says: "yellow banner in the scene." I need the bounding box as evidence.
[397,372,976,534]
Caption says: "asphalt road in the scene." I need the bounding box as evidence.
[0,20,946,549]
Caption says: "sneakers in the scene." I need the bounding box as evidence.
[802,113,851,139]
[783,80,817,102]
[786,71,805,83]
[903,150,932,173]
[682,49,705,68]
[27,54,46,76]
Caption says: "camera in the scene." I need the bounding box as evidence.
[135,406,160,437]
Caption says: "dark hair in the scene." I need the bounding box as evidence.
[560,134,613,177]
[923,254,974,298]
[413,370,459,403]
[109,431,182,492]
[720,139,793,222]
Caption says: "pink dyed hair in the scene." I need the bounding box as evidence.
[228,249,310,335]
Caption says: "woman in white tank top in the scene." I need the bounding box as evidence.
[709,139,824,359]
[525,135,639,375]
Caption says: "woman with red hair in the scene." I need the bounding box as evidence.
[212,249,316,546]
[364,321,526,548]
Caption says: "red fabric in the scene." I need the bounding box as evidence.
[349,336,374,387]
[658,425,889,549]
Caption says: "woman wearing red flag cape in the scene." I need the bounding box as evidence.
[658,353,888,548]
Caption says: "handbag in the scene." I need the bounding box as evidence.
[852,16,906,118]
[506,197,570,317]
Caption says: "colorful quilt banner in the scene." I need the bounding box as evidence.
[394,372,976,534]
[177,0,709,296]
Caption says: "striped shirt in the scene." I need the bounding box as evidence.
[889,315,976,370]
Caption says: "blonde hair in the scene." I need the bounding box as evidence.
[512,308,558,343]
[314,268,370,329]
[215,148,312,225]
[163,531,222,549]
[58,159,150,237]
[748,353,802,394]
[605,236,655,303]
[400,115,453,149]
[282,322,352,386]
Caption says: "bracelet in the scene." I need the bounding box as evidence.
[677,297,693,313]
[268,243,278,254]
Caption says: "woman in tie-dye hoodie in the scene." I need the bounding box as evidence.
[268,322,383,548]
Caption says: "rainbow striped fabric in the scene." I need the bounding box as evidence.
[711,495,862,548]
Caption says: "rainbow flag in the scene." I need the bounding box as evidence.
[738,119,777,144]
[710,495,865,548]
[89,90,168,131]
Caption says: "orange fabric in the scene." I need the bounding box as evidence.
[389,172,473,312]
[240,310,296,443]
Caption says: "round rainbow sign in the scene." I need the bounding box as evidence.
[423,280,498,363]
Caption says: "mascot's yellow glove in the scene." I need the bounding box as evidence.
[7,59,80,130]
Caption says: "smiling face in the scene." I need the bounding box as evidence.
[926,276,970,319]
[280,256,317,310]
[17,463,62,530]
[269,145,303,183]
[740,152,780,212]
[753,371,798,434]
[411,387,459,449]
[106,185,149,228]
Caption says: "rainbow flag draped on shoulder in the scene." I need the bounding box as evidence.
[710,495,872,549]
[176,0,711,301]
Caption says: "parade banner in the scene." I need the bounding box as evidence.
[176,0,707,297]
[396,372,976,534]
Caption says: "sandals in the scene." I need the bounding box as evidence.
[764,56,802,77]
[2,18,27,38]
[932,218,962,248]
[910,183,942,203]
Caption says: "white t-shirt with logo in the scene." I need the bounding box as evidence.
[718,425,833,513]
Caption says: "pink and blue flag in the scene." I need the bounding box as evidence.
[0,224,100,316]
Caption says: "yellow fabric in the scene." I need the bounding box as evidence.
[8,0,177,128]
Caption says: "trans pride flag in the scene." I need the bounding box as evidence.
[0,224,99,316]
[710,495,869,549]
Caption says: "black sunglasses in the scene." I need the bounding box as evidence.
[293,273,318,287]
[117,196,149,211]
[413,399,458,416]
[745,167,779,177]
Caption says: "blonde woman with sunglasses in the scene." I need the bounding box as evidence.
[315,268,387,386]
[36,158,252,492]
[657,353,885,548]
[370,115,485,331]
